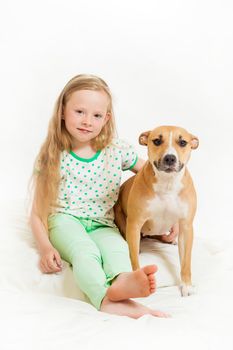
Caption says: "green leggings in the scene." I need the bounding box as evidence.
[48,213,132,310]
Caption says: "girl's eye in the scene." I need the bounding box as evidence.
[75,110,83,114]
[94,114,102,118]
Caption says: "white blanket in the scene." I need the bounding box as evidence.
[1,199,233,350]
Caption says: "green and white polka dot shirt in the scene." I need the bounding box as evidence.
[56,138,138,227]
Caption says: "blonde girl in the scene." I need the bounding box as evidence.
[30,74,169,318]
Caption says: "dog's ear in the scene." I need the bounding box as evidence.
[190,135,199,149]
[139,131,150,145]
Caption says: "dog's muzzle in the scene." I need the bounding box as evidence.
[153,154,184,173]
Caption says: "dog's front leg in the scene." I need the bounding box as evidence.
[126,217,142,270]
[178,219,194,296]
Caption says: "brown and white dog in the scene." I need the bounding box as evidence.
[114,126,199,296]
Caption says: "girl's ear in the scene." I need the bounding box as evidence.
[103,112,111,125]
[139,131,151,146]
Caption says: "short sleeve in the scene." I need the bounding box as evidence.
[113,139,138,171]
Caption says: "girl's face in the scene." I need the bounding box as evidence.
[63,89,111,148]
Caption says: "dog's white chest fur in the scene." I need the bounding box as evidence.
[141,170,188,236]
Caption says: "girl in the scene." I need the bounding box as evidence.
[30,74,169,319]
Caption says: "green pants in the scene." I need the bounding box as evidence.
[48,213,132,310]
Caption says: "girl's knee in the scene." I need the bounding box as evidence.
[113,234,130,253]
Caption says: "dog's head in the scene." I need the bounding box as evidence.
[139,126,199,173]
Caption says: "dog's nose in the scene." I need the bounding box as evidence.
[163,154,177,166]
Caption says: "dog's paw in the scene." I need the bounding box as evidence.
[180,283,195,297]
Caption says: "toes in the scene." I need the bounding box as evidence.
[149,280,155,288]
[148,274,155,282]
[142,264,158,275]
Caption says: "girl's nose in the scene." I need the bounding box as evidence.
[82,114,92,125]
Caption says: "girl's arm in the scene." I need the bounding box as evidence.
[30,201,62,273]
[30,208,53,254]
[130,157,145,173]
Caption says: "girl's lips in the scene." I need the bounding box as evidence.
[77,128,92,133]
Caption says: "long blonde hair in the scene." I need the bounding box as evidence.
[31,74,116,229]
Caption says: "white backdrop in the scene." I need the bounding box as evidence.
[0,0,232,239]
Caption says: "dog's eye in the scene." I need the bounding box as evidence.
[153,138,163,146]
[178,139,187,147]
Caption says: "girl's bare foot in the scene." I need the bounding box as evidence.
[106,264,157,301]
[100,295,169,319]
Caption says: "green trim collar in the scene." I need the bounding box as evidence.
[69,150,101,163]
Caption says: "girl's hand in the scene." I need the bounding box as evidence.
[39,246,62,274]
[148,223,179,244]
[160,223,179,244]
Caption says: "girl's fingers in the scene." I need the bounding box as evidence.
[48,258,61,272]
[40,252,62,274]
[47,260,56,271]
[54,252,62,268]
[39,260,49,273]
[42,257,55,273]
